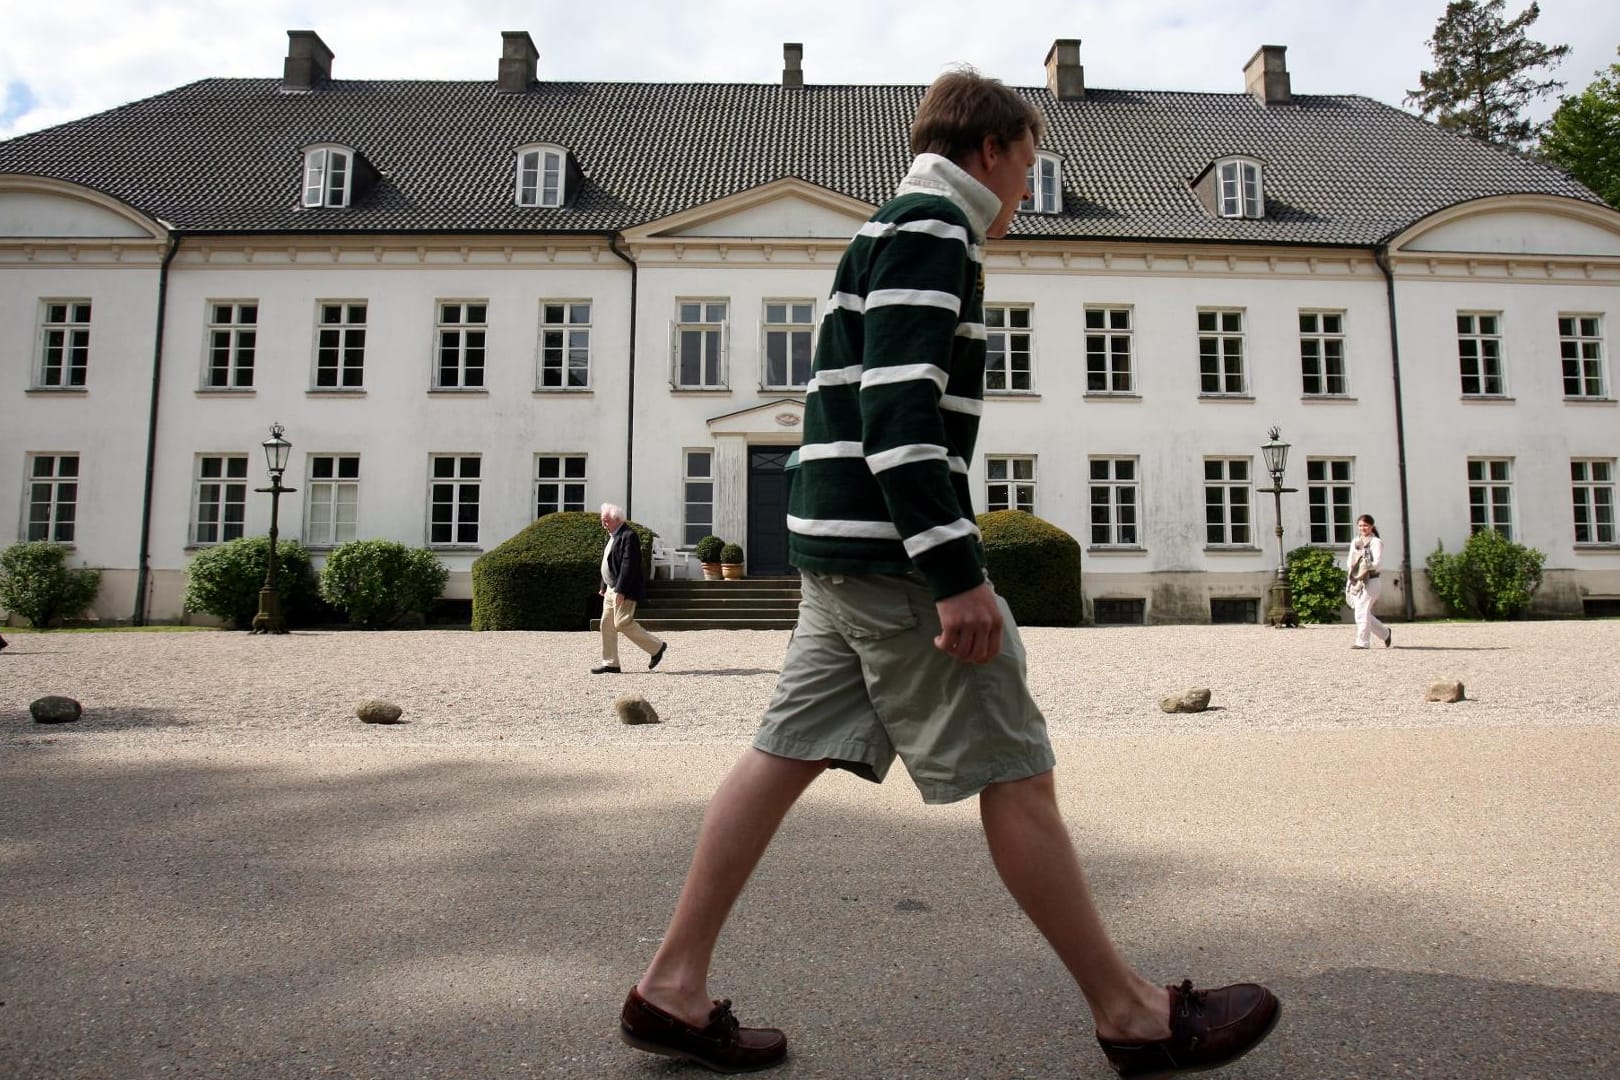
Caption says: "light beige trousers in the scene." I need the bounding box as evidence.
[600,592,664,666]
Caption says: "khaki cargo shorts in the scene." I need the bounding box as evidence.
[753,570,1056,804]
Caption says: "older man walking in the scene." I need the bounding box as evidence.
[594,503,668,674]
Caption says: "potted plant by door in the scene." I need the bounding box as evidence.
[694,535,725,580]
[720,542,745,580]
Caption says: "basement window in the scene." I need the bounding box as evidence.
[302,145,354,208]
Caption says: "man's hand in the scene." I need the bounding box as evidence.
[934,583,1003,664]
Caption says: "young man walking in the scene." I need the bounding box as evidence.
[617,70,1279,1076]
[594,503,667,674]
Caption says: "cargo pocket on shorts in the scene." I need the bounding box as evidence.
[832,576,920,641]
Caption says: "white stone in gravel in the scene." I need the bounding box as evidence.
[356,698,405,724]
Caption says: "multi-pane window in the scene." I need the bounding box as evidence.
[535,454,587,517]
[1217,159,1263,218]
[1467,459,1514,539]
[1458,313,1506,396]
[302,146,352,208]
[1560,315,1606,398]
[1088,457,1139,546]
[428,455,481,546]
[683,450,714,546]
[435,301,488,389]
[763,301,815,389]
[315,302,367,388]
[985,305,1033,392]
[1306,458,1355,545]
[1204,458,1252,545]
[1020,154,1061,213]
[986,456,1036,514]
[675,301,727,388]
[25,454,79,543]
[1300,311,1347,396]
[1571,459,1615,545]
[1085,307,1133,393]
[204,302,258,389]
[516,146,564,208]
[305,454,359,547]
[38,301,91,388]
[1198,310,1246,395]
[539,302,592,389]
[193,455,248,545]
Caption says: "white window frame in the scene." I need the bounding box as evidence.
[1198,309,1247,396]
[538,300,593,390]
[1306,458,1355,545]
[1084,306,1134,394]
[314,301,367,389]
[535,453,588,517]
[762,300,816,390]
[1088,457,1139,547]
[192,454,248,546]
[304,454,360,548]
[434,300,489,390]
[515,144,566,208]
[1467,458,1514,539]
[1458,312,1507,397]
[37,300,91,388]
[1299,311,1348,396]
[1217,158,1263,219]
[683,449,715,546]
[428,454,481,547]
[302,145,353,208]
[986,455,1036,514]
[985,304,1034,393]
[203,300,258,390]
[1571,458,1615,546]
[1559,314,1607,399]
[1204,457,1253,547]
[1020,153,1062,214]
[25,453,80,543]
[673,300,728,389]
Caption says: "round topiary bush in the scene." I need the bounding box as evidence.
[0,541,101,628]
[472,512,652,630]
[694,535,724,565]
[720,542,744,564]
[183,536,317,629]
[975,510,1083,626]
[1286,544,1348,623]
[318,539,448,629]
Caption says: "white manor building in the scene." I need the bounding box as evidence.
[2,31,1617,624]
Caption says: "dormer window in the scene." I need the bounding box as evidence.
[517,144,566,208]
[1021,153,1062,214]
[1216,157,1263,219]
[302,145,353,208]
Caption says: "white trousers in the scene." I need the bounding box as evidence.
[1348,577,1390,647]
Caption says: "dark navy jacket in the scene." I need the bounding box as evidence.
[604,524,648,602]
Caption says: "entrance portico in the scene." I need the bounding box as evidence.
[706,399,804,575]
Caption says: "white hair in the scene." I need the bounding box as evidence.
[600,502,625,524]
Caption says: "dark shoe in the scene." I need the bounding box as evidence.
[649,642,668,670]
[1097,980,1280,1078]
[591,664,621,675]
[0,634,7,651]
[1384,631,1393,648]
[619,986,787,1073]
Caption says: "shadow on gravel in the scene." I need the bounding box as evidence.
[1,704,190,732]
[659,668,780,677]
[1388,645,1512,652]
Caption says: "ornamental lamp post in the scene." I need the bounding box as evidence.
[1260,426,1298,628]
[250,422,296,634]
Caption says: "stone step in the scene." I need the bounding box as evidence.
[598,576,803,630]
[592,617,798,632]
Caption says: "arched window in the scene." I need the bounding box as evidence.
[302,145,353,208]
[516,144,567,207]
[1216,157,1264,219]
[1020,153,1062,214]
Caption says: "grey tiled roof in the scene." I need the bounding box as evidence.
[0,78,1602,244]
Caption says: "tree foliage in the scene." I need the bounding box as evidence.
[1405,0,1570,149]
[0,542,101,627]
[1425,529,1545,620]
[1539,48,1620,208]
[183,536,317,628]
[317,540,448,628]
[1286,545,1348,624]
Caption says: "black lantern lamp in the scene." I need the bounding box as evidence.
[1260,426,1298,627]
[251,422,297,634]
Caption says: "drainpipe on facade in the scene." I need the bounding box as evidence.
[1374,245,1418,622]
[131,232,180,626]
[607,235,638,520]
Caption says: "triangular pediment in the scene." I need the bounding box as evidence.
[623,178,874,242]
[706,398,806,436]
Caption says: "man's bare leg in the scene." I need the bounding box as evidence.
[637,748,828,1025]
[979,770,1172,1042]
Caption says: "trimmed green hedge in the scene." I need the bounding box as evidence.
[1426,529,1546,619]
[183,536,318,629]
[975,510,1083,626]
[0,541,101,628]
[472,512,652,630]
[318,540,448,629]
[1286,545,1348,623]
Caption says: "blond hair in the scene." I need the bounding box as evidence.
[910,67,1046,164]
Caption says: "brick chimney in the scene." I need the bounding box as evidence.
[499,31,539,93]
[783,43,804,89]
[282,30,333,91]
[1243,45,1291,106]
[1045,39,1084,101]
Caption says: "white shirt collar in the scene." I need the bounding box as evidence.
[894,153,1000,240]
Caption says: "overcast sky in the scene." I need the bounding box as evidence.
[3,1,1617,141]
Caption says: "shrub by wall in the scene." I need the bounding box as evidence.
[472,512,652,630]
[318,540,448,628]
[1286,545,1348,623]
[975,510,1083,626]
[0,541,101,627]
[183,536,317,629]
[1426,529,1546,620]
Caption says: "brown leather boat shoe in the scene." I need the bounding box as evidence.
[1097,979,1280,1077]
[619,986,787,1073]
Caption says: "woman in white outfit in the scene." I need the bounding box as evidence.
[1345,514,1392,649]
